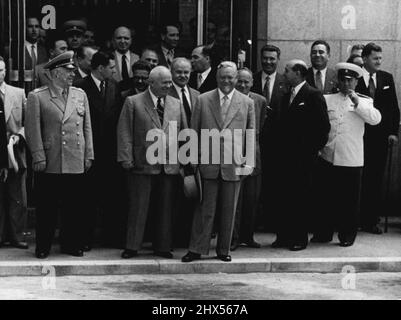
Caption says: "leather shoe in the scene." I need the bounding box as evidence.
[245,241,261,248]
[61,249,84,257]
[181,252,201,263]
[121,249,138,259]
[154,251,173,259]
[35,251,49,259]
[289,244,307,251]
[217,255,232,262]
[10,241,29,250]
[363,225,383,235]
[271,240,288,249]
[82,245,92,252]
[230,242,240,251]
[339,241,354,247]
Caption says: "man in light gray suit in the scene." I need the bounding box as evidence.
[117,66,187,259]
[182,61,256,263]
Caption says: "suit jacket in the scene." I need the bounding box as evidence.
[117,89,187,175]
[306,67,338,94]
[25,44,48,70]
[2,84,27,169]
[112,51,140,83]
[153,45,186,68]
[168,85,200,126]
[249,92,268,176]
[356,70,400,140]
[74,76,122,164]
[25,85,94,174]
[188,68,217,94]
[278,82,330,172]
[191,89,256,182]
[35,62,51,87]
[0,97,8,169]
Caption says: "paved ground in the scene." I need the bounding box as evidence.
[1,273,401,300]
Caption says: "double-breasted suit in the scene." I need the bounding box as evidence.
[356,70,400,228]
[117,89,187,253]
[0,84,28,243]
[25,84,94,254]
[75,75,125,248]
[188,68,218,94]
[188,89,256,256]
[276,82,330,247]
[232,92,267,246]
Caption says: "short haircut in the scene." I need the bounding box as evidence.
[347,54,362,63]
[362,42,382,58]
[160,22,180,35]
[171,57,191,70]
[261,44,281,59]
[132,60,152,74]
[76,46,90,59]
[141,47,157,56]
[238,67,253,77]
[291,62,308,78]
[217,61,238,73]
[351,44,365,52]
[91,51,113,70]
[194,44,213,58]
[45,31,66,51]
[311,40,331,54]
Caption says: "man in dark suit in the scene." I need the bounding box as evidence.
[356,43,400,234]
[273,59,330,251]
[168,57,200,247]
[153,23,181,69]
[117,66,187,259]
[25,17,48,91]
[182,61,256,263]
[73,46,97,84]
[306,40,338,94]
[252,44,288,231]
[121,60,152,101]
[231,68,268,251]
[188,45,217,94]
[75,51,125,250]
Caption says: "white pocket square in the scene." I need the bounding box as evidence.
[383,86,390,90]
[298,102,305,107]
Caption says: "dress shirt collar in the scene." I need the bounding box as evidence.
[262,71,276,83]
[218,88,235,103]
[149,88,165,108]
[0,82,6,95]
[200,67,212,82]
[162,45,174,56]
[362,67,377,87]
[78,67,88,79]
[292,80,306,98]
[173,82,189,97]
[313,67,327,77]
[91,73,102,91]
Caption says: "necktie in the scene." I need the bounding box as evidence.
[289,87,296,105]
[315,70,324,92]
[181,88,192,125]
[166,50,174,67]
[121,55,129,81]
[221,95,230,121]
[100,81,105,98]
[369,74,376,99]
[31,44,37,69]
[156,97,164,126]
[263,75,271,105]
[198,74,203,90]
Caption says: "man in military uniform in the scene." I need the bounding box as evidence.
[25,51,94,259]
[312,63,381,247]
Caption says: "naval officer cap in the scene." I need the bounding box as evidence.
[43,51,76,70]
[63,20,87,35]
[335,62,363,79]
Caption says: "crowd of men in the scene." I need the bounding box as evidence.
[0,17,399,262]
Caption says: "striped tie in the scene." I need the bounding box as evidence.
[156,97,164,126]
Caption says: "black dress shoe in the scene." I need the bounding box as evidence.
[154,251,173,259]
[82,245,92,252]
[61,249,84,257]
[363,225,383,235]
[35,251,49,259]
[245,241,261,248]
[181,252,201,263]
[289,244,307,251]
[271,240,288,248]
[121,249,138,259]
[217,255,232,262]
[11,241,29,250]
[230,242,240,251]
[339,241,354,247]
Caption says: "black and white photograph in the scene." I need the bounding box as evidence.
[1,0,401,305]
